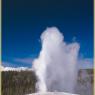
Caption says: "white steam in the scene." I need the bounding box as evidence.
[33,27,80,93]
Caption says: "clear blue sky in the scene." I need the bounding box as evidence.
[2,0,93,67]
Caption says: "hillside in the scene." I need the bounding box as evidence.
[1,69,93,95]
[2,71,37,95]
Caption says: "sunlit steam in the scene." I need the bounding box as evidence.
[33,27,80,93]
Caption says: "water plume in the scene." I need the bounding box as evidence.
[33,27,80,93]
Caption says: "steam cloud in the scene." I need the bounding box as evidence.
[33,27,80,93]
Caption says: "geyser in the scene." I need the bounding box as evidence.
[33,27,80,93]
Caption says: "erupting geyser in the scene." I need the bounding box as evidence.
[33,27,80,93]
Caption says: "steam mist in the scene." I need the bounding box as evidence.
[33,27,80,93]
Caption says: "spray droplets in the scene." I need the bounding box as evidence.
[33,27,80,93]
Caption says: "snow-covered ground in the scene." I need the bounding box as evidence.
[27,92,79,95]
[1,66,33,71]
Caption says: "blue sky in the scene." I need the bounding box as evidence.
[2,0,93,68]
